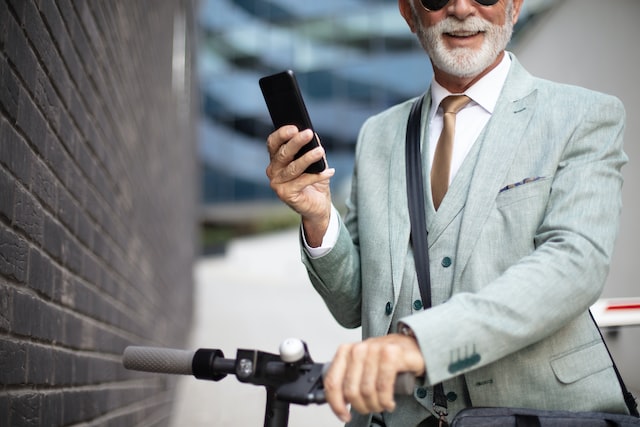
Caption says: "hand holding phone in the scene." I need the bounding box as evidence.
[259,70,327,174]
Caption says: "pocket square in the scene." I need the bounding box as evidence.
[499,176,544,193]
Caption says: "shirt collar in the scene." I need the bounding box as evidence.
[429,52,512,117]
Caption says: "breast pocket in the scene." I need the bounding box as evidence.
[495,176,551,209]
[478,177,553,269]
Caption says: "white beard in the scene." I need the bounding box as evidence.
[414,3,514,78]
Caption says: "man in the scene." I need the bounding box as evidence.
[265,0,630,425]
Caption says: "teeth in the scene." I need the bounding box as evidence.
[449,31,477,37]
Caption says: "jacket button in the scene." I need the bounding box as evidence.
[416,387,428,399]
[385,301,393,316]
[447,391,458,402]
[442,257,452,268]
[413,300,423,310]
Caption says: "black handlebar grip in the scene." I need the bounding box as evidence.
[122,346,195,375]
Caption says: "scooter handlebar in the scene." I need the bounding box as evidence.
[122,343,416,404]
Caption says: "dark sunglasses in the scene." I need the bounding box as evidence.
[419,0,499,11]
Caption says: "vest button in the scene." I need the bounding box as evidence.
[416,387,428,399]
[442,257,452,268]
[447,391,458,402]
[413,300,423,310]
[385,301,393,316]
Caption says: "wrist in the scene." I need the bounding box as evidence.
[301,211,331,248]
[397,324,426,378]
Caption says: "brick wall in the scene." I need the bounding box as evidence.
[0,0,198,425]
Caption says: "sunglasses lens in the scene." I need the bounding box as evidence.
[420,0,500,10]
[420,0,450,11]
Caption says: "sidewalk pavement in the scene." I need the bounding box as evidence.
[169,229,361,427]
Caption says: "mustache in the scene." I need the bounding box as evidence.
[433,16,492,34]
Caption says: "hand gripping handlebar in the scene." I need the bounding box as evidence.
[122,339,416,427]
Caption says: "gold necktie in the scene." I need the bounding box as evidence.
[431,95,471,210]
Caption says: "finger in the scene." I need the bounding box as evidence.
[358,342,383,414]
[273,128,313,165]
[324,345,352,423]
[375,345,400,412]
[267,130,315,185]
[300,143,327,169]
[280,128,315,163]
[343,342,369,415]
[276,145,325,182]
[283,166,334,197]
[269,158,331,196]
[266,125,298,159]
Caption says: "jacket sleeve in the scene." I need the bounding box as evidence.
[300,128,366,329]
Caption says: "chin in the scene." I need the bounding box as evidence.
[433,47,497,78]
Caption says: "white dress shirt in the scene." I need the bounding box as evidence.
[304,54,512,257]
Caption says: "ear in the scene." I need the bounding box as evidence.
[398,0,417,33]
[510,0,524,25]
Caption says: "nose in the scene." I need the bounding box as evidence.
[446,0,477,19]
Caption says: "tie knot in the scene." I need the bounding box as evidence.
[440,95,471,115]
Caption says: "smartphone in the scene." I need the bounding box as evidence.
[259,70,327,174]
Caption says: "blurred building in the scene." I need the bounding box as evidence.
[197,0,557,205]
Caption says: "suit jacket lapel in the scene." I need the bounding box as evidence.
[388,136,409,301]
[454,58,539,283]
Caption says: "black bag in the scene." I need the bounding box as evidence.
[405,94,639,427]
[451,407,640,426]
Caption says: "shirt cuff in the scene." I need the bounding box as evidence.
[398,321,429,384]
[398,322,416,338]
[302,205,340,259]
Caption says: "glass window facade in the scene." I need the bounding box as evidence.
[198,0,555,203]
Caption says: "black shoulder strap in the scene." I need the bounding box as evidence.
[405,94,433,310]
[405,94,448,417]
[589,311,639,417]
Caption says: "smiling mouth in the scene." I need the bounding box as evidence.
[446,31,482,38]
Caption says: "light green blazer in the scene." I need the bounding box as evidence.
[303,55,629,422]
